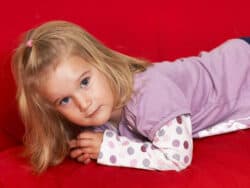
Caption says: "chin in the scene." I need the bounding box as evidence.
[92,115,110,126]
[93,108,113,125]
[77,113,111,127]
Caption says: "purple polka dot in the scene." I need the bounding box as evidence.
[172,139,180,147]
[176,116,182,124]
[122,141,129,146]
[141,144,148,152]
[110,155,117,164]
[108,141,115,148]
[183,141,189,149]
[184,156,189,164]
[143,158,150,167]
[158,129,165,137]
[106,131,114,137]
[127,147,135,155]
[98,152,103,159]
[173,153,180,161]
[176,127,183,134]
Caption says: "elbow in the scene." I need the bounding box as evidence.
[176,155,192,171]
[174,149,193,172]
[156,149,193,171]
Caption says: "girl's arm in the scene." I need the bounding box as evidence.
[97,114,193,171]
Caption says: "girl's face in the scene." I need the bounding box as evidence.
[40,56,118,127]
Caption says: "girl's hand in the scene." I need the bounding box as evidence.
[68,131,103,164]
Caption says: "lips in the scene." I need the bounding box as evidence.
[86,106,101,117]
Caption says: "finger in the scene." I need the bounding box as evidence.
[78,157,91,165]
[77,131,96,140]
[80,147,94,154]
[77,153,90,163]
[68,139,77,148]
[76,138,94,148]
[89,153,98,160]
[83,158,91,164]
[70,148,84,159]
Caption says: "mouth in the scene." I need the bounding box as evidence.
[86,106,101,118]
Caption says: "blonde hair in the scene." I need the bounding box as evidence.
[11,20,151,174]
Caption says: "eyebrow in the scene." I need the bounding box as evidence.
[52,70,90,105]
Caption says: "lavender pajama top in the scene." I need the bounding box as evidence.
[94,39,250,171]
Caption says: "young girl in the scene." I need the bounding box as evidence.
[12,20,250,174]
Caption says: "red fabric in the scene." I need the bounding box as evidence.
[0,130,250,188]
[0,0,250,187]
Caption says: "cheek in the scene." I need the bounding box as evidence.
[92,74,114,103]
[100,81,114,99]
[61,110,83,124]
[57,106,77,119]
[96,86,114,103]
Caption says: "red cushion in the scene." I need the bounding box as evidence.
[0,0,250,187]
[0,130,250,187]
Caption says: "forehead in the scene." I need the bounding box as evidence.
[39,56,92,100]
[58,56,90,73]
[50,56,91,81]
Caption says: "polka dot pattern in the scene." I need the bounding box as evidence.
[184,156,189,164]
[176,127,183,134]
[98,115,192,171]
[106,131,114,137]
[153,115,192,169]
[172,139,180,147]
[143,159,150,167]
[127,147,135,155]
[141,144,148,152]
[183,141,189,149]
[158,129,165,137]
[110,155,117,164]
[122,141,129,146]
[108,141,115,148]
[176,116,182,124]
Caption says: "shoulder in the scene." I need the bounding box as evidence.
[132,64,187,101]
[123,64,191,140]
[201,38,250,56]
[132,63,172,93]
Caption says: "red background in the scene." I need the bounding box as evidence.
[0,0,250,187]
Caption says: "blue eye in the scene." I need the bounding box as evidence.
[59,97,70,105]
[80,77,90,87]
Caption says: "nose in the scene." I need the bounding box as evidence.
[74,92,92,112]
